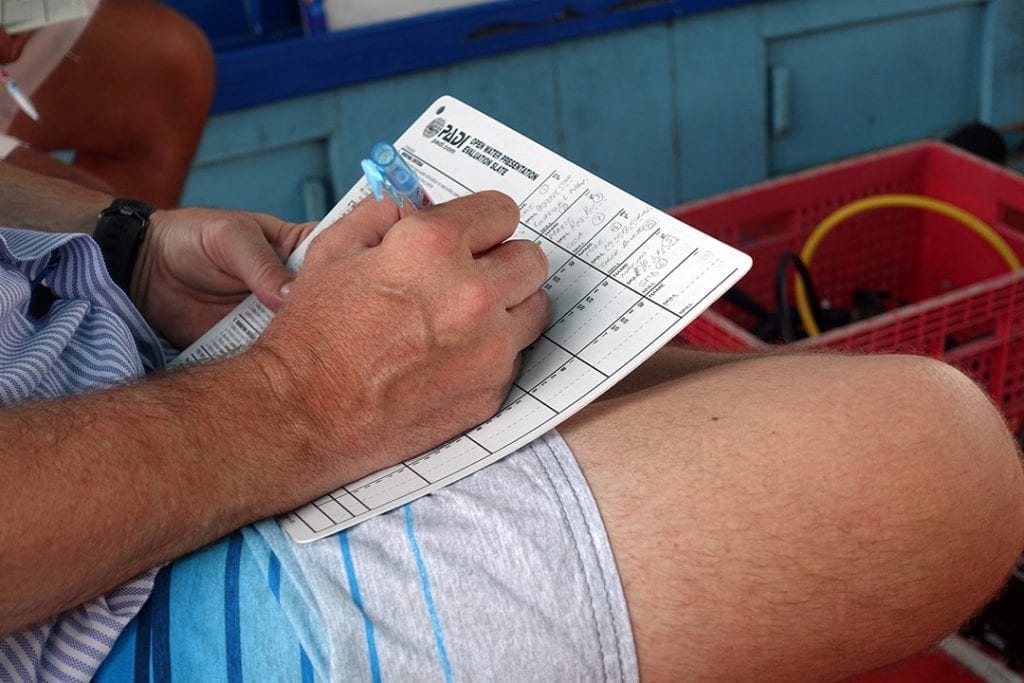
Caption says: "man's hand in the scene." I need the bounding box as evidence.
[130,207,313,348]
[0,30,31,64]
[253,191,551,488]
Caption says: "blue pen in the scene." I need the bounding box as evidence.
[361,142,432,210]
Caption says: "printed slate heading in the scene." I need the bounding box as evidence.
[424,116,539,181]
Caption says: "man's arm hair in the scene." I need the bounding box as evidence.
[0,349,337,636]
[0,160,112,233]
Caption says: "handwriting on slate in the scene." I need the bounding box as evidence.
[519,169,702,303]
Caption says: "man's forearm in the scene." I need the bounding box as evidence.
[0,190,557,636]
[0,161,112,233]
[0,350,347,636]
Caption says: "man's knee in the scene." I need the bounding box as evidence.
[750,352,1022,608]
[136,2,215,133]
[688,352,1024,675]
[853,354,1024,618]
[565,351,1023,679]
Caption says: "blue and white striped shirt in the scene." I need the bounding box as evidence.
[0,228,166,682]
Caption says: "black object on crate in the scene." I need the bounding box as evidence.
[962,555,1024,671]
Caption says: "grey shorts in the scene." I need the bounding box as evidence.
[249,429,639,681]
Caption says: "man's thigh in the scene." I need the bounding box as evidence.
[560,352,1024,681]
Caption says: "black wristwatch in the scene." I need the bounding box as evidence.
[93,198,155,292]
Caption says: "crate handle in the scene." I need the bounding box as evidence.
[794,194,1022,338]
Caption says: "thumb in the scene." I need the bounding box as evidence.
[223,228,295,311]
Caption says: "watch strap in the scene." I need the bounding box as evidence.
[93,198,154,292]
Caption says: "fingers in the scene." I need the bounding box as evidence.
[317,194,403,254]
[244,212,315,262]
[397,191,520,255]
[220,226,296,311]
[507,288,552,352]
[450,191,521,254]
[248,197,401,274]
[476,238,549,308]
[309,191,518,269]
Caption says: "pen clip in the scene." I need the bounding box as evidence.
[361,141,431,211]
[360,157,403,206]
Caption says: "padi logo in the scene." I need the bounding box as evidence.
[423,117,446,138]
[423,120,471,152]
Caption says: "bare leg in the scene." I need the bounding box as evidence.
[599,343,775,400]
[560,352,1024,681]
[4,144,112,194]
[7,0,214,207]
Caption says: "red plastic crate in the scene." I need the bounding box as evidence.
[669,141,1024,423]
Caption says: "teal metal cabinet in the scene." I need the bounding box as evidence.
[765,1,983,174]
[673,0,1020,198]
[180,0,1024,221]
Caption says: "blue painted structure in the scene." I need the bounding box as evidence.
[193,0,757,114]
[169,0,1024,223]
